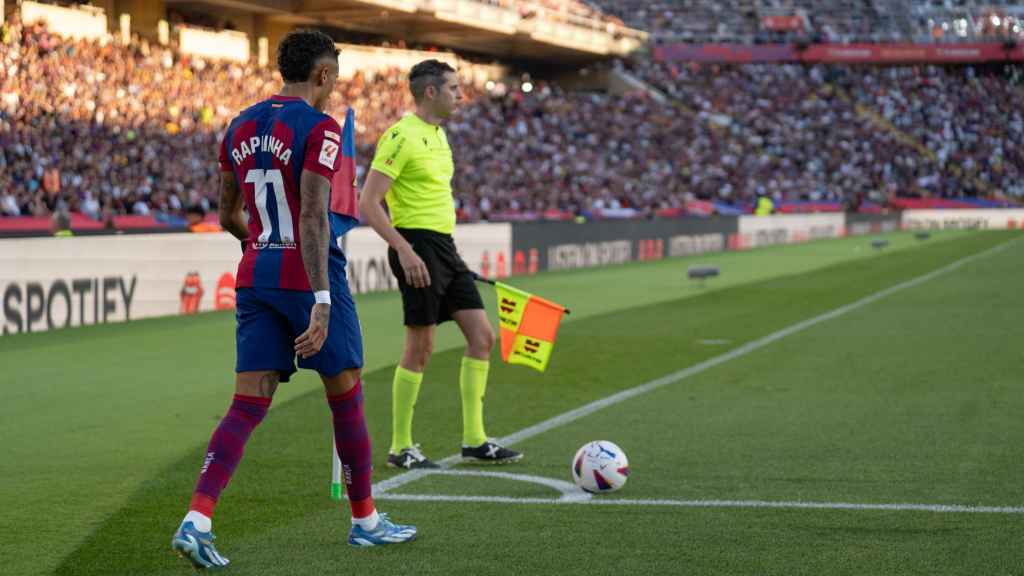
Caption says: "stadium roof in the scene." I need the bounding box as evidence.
[167,0,646,61]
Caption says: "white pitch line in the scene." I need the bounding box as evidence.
[373,238,1017,497]
[428,469,589,501]
[377,493,1024,515]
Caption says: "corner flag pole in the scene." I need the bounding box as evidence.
[472,273,571,315]
[330,439,343,501]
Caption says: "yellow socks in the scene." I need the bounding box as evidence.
[460,356,490,447]
[392,357,490,452]
[390,366,423,453]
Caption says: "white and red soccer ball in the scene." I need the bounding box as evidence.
[571,441,629,493]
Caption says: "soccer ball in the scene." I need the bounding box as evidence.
[571,441,629,493]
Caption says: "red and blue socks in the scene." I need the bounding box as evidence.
[185,394,271,531]
[327,380,378,529]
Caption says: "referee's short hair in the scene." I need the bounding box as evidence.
[409,59,456,103]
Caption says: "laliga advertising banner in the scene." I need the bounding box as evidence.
[901,209,1024,231]
[736,214,844,248]
[1,224,512,335]
[653,42,1020,64]
[844,213,901,237]
[343,223,512,295]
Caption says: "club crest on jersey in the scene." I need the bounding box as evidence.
[319,140,339,168]
[231,135,291,166]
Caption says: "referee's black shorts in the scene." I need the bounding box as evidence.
[387,228,484,326]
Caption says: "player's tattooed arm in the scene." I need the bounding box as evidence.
[218,170,248,241]
[298,169,331,293]
[295,169,331,358]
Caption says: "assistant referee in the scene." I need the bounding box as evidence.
[359,59,522,469]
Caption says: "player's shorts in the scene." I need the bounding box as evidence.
[387,228,484,326]
[235,282,363,382]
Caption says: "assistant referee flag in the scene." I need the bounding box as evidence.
[495,282,567,372]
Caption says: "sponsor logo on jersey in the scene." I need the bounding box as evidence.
[319,140,339,168]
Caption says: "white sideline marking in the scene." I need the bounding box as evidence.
[377,493,1024,515]
[374,239,1017,498]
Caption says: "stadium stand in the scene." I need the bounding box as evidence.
[0,13,453,225]
[0,12,688,225]
[628,58,1023,208]
[586,0,1024,44]
[1,1,1022,234]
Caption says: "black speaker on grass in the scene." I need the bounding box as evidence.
[688,266,720,287]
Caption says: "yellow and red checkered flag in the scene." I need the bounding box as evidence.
[492,281,567,372]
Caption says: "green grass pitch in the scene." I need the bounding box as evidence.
[2,229,1023,575]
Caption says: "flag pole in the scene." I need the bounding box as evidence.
[471,271,496,286]
[331,438,343,501]
[472,273,571,315]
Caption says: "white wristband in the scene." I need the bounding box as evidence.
[314,290,331,305]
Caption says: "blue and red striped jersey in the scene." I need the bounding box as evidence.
[219,96,359,291]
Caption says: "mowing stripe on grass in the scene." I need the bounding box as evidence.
[374,238,1018,497]
[377,493,1024,515]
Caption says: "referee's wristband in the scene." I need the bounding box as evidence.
[314,290,331,305]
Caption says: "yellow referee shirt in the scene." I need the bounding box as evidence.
[370,113,456,234]
[755,196,774,216]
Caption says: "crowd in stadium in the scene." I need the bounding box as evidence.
[843,64,1024,199]
[449,86,700,220]
[1,14,252,220]
[585,0,1022,43]
[0,14,417,222]
[627,57,1024,207]
[0,14,688,222]
[588,0,763,43]
[2,8,1022,225]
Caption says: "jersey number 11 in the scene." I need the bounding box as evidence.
[245,169,293,244]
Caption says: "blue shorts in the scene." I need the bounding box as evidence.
[235,284,363,382]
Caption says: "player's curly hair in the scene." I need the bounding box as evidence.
[409,59,456,102]
[276,29,339,83]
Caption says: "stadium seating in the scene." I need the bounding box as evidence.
[0,15,418,224]
[1,11,1021,230]
[630,57,1024,205]
[584,0,1022,44]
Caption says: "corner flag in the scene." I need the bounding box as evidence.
[329,107,359,223]
[494,282,567,372]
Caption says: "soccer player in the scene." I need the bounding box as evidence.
[171,30,415,570]
[359,59,522,469]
